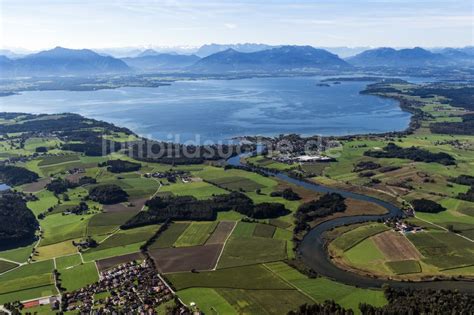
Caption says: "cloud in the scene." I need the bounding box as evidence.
[225,23,237,29]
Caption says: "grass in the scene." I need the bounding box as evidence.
[38,154,80,166]
[229,222,256,237]
[385,260,422,275]
[82,242,143,262]
[343,238,390,274]
[56,254,82,270]
[160,181,228,200]
[0,260,55,304]
[217,237,287,269]
[177,288,237,315]
[253,224,276,238]
[216,288,310,315]
[60,262,99,291]
[174,222,218,247]
[36,240,78,260]
[0,285,57,305]
[0,260,54,281]
[39,213,92,246]
[87,225,160,252]
[167,264,293,290]
[0,244,35,263]
[0,260,18,273]
[265,262,387,313]
[330,223,389,253]
[206,176,264,192]
[407,231,474,269]
[149,223,190,249]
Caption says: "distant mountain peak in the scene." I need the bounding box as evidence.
[190,45,351,72]
[347,47,449,67]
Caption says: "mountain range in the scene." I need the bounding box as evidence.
[0,45,472,77]
[190,46,351,72]
[346,47,468,67]
[0,47,130,76]
[122,49,200,71]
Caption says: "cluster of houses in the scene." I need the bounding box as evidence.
[62,260,174,313]
[385,219,423,234]
[66,167,85,175]
[143,170,192,183]
[272,154,334,164]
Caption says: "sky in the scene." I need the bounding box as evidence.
[0,0,472,51]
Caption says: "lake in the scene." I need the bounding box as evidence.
[1,76,414,143]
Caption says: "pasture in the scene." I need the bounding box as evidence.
[60,262,99,291]
[168,264,292,290]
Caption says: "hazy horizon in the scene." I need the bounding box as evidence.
[1,0,472,51]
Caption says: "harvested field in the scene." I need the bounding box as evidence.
[96,252,144,272]
[206,221,236,245]
[373,231,422,261]
[102,197,148,213]
[22,178,51,193]
[150,244,222,273]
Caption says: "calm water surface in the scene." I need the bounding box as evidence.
[1,76,412,143]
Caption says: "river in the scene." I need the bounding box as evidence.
[227,154,474,293]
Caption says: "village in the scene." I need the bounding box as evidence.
[61,259,178,314]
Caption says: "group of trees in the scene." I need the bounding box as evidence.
[411,198,446,213]
[270,188,301,201]
[430,113,474,135]
[122,192,289,229]
[99,159,142,173]
[288,301,353,315]
[449,174,474,202]
[365,143,456,165]
[353,161,381,172]
[294,193,346,234]
[0,165,39,186]
[46,178,78,194]
[100,159,142,173]
[0,191,38,246]
[359,286,474,314]
[88,184,128,204]
[46,176,96,195]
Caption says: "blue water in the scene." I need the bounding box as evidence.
[0,183,10,191]
[1,76,412,143]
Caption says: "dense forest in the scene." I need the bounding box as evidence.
[288,301,353,315]
[359,286,474,314]
[410,86,474,111]
[364,143,456,165]
[0,165,39,186]
[270,188,301,201]
[294,193,346,233]
[88,184,129,204]
[122,192,289,229]
[46,178,77,194]
[430,113,474,135]
[0,191,38,245]
[411,198,446,213]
